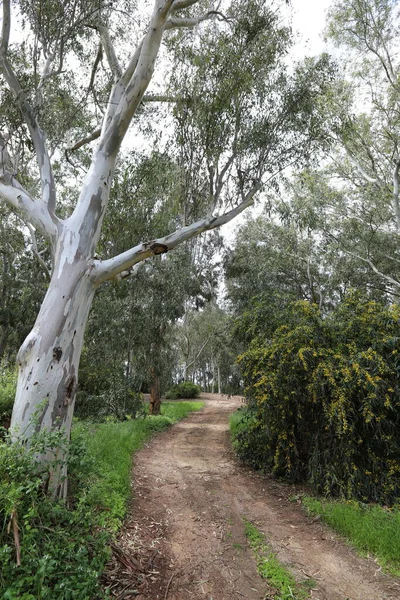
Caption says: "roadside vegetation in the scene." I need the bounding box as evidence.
[229,295,400,576]
[232,295,400,506]
[302,497,400,576]
[0,402,203,599]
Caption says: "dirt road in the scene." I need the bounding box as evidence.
[104,395,400,600]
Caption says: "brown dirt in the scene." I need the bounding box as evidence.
[103,395,400,600]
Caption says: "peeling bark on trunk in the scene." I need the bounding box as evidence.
[149,368,161,416]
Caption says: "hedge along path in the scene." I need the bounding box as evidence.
[103,395,400,600]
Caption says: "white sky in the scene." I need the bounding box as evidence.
[290,0,334,56]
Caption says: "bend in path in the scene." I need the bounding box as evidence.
[104,395,400,600]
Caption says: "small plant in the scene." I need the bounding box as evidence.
[165,381,201,399]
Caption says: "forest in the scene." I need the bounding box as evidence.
[1,0,400,598]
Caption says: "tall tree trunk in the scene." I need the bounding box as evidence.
[218,365,221,395]
[212,357,216,393]
[11,256,96,498]
[149,368,161,415]
[10,152,115,498]
[0,326,9,361]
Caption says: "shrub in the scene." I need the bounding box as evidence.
[0,430,110,599]
[235,294,400,505]
[165,381,201,399]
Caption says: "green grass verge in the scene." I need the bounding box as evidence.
[0,401,203,599]
[302,496,400,576]
[244,518,314,599]
[72,401,204,529]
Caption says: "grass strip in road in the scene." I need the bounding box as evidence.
[243,518,314,599]
[302,496,400,576]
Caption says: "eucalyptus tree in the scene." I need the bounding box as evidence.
[321,0,400,287]
[0,0,335,495]
[175,301,232,389]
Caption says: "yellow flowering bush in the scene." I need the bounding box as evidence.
[236,294,400,504]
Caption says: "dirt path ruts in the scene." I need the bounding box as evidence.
[104,395,400,600]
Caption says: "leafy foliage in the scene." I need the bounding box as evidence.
[0,429,110,599]
[0,363,16,424]
[0,401,203,598]
[235,294,400,504]
[165,381,201,399]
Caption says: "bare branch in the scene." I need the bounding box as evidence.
[92,182,261,284]
[27,223,51,281]
[172,0,200,11]
[0,176,59,243]
[66,129,102,154]
[392,159,400,229]
[185,334,213,371]
[97,22,122,81]
[345,152,379,184]
[0,0,57,212]
[346,250,400,289]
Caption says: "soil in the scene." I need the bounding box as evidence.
[103,395,400,600]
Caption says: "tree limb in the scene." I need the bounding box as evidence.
[345,250,400,289]
[26,223,51,281]
[172,0,200,11]
[0,177,59,243]
[165,13,217,30]
[100,1,175,155]
[185,334,212,372]
[0,0,57,213]
[96,22,122,81]
[92,182,261,284]
[392,159,400,229]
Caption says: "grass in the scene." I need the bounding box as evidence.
[161,400,204,421]
[302,496,400,576]
[72,401,204,529]
[0,400,203,599]
[244,518,314,599]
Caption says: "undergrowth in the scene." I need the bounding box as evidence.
[243,518,314,599]
[303,497,400,576]
[0,401,203,599]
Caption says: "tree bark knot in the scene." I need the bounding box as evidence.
[52,347,63,362]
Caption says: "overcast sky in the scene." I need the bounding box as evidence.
[291,0,334,56]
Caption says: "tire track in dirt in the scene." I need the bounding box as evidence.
[105,395,400,600]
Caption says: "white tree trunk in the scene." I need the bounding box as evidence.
[11,246,96,496]
[217,365,221,395]
[8,153,116,492]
